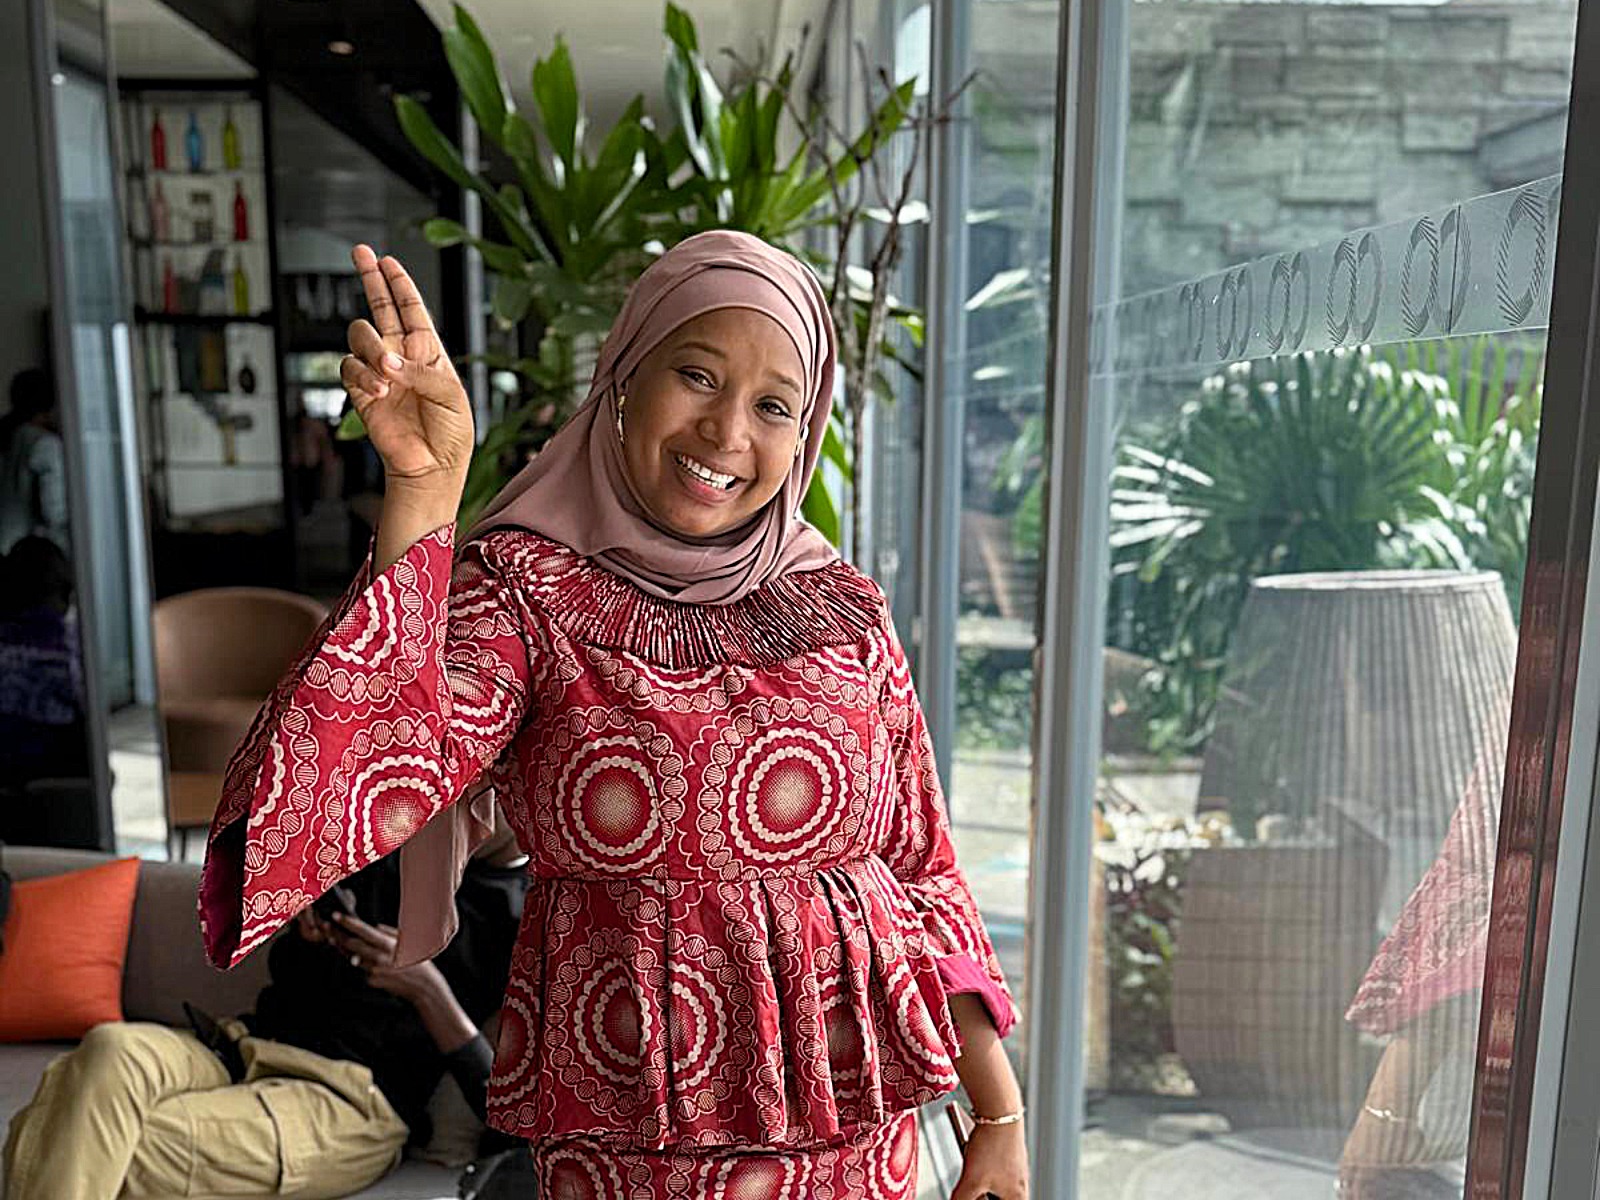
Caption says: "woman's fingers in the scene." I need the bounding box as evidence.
[378,255,438,339]
[352,243,402,337]
[340,354,387,408]
[346,318,388,366]
[378,354,460,409]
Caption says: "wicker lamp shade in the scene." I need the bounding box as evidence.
[1198,570,1516,840]
[1173,569,1516,1127]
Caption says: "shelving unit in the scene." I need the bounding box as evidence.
[117,81,292,592]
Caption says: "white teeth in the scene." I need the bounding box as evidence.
[676,454,736,489]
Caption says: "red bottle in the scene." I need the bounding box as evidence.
[233,181,249,241]
[150,109,167,171]
[162,257,178,313]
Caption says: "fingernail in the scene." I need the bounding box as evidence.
[383,353,403,372]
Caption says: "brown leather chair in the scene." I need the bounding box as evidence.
[152,587,327,857]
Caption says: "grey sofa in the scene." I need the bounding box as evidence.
[0,846,463,1199]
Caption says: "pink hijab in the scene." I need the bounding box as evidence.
[394,230,840,964]
[470,228,839,604]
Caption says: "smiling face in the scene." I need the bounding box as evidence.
[618,307,809,539]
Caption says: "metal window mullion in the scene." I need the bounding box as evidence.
[1026,0,1116,1193]
[916,0,970,794]
[26,0,115,849]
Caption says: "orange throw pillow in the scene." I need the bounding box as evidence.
[0,857,140,1040]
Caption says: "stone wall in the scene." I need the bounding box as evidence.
[966,1,1578,297]
[1118,0,1578,295]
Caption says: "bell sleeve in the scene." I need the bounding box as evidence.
[199,524,534,970]
[876,618,1020,1039]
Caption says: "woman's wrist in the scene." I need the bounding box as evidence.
[949,993,1023,1118]
[384,477,463,527]
[970,1104,1026,1126]
[375,481,462,573]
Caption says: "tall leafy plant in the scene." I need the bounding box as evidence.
[1107,338,1543,754]
[991,338,1543,755]
[370,3,929,542]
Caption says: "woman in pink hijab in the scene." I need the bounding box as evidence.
[200,231,1027,1199]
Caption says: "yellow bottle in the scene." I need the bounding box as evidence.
[231,253,249,314]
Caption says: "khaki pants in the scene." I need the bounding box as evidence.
[3,1020,409,1200]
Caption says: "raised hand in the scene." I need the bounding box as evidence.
[340,244,474,492]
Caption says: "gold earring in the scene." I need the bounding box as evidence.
[796,423,810,459]
[615,393,627,445]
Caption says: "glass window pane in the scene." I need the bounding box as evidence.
[1079,2,1579,1196]
[945,0,1063,1101]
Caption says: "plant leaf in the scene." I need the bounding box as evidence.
[801,472,841,545]
[493,275,534,325]
[531,37,582,171]
[444,4,511,146]
[423,217,468,247]
[336,406,367,441]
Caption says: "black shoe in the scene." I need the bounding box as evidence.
[458,1146,538,1200]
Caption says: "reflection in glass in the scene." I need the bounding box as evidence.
[1075,0,1577,1195]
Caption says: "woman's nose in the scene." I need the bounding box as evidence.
[697,396,749,451]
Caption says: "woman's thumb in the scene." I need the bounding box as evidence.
[382,352,453,402]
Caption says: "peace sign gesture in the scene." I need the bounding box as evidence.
[340,244,475,492]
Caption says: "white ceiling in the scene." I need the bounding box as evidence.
[413,0,827,131]
[105,0,829,129]
[107,0,254,79]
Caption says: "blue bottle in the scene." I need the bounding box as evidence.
[186,110,203,172]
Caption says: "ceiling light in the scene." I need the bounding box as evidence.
[327,39,355,56]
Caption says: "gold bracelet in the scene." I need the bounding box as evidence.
[970,1105,1025,1127]
[1362,1104,1413,1125]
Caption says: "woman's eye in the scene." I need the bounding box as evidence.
[678,368,713,388]
[759,400,795,420]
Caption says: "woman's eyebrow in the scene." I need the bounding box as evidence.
[674,340,728,360]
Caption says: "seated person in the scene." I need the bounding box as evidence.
[2,810,527,1200]
[0,536,86,792]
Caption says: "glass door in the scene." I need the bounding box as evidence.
[1026,0,1589,1195]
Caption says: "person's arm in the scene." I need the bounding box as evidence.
[950,994,1029,1200]
[199,247,526,971]
[1339,997,1474,1187]
[326,912,495,1119]
[873,615,1028,1199]
[339,240,475,577]
[875,615,1021,1041]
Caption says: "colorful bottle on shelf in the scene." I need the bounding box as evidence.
[222,107,241,170]
[150,108,167,171]
[162,256,179,313]
[185,110,203,172]
[231,253,249,314]
[232,182,249,241]
[149,180,170,242]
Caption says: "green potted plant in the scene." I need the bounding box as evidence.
[352,3,954,548]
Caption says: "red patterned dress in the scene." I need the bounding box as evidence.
[199,525,1018,1198]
